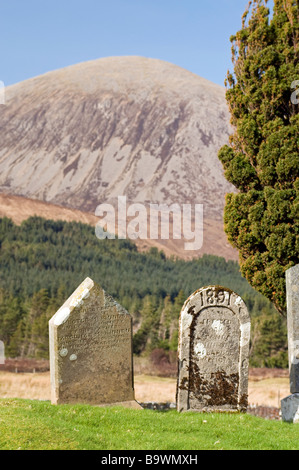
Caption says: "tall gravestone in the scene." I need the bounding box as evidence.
[281,265,299,423]
[177,285,251,413]
[0,340,4,365]
[49,277,137,406]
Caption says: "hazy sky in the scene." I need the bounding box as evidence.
[1,0,266,87]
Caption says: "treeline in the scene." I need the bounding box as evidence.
[0,217,288,367]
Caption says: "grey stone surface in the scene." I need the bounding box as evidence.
[0,340,4,365]
[177,286,250,413]
[49,277,135,406]
[281,394,299,423]
[286,265,299,394]
[139,402,177,411]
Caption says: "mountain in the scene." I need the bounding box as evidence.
[0,56,238,259]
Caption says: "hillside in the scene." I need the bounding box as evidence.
[0,216,286,366]
[0,56,238,260]
[0,193,238,260]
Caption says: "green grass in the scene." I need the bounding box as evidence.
[0,399,298,450]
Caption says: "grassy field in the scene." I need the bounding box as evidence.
[0,368,294,450]
[0,398,298,450]
[0,370,290,407]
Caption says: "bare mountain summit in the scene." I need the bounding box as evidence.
[0,56,237,259]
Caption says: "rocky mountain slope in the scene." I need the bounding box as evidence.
[0,56,238,259]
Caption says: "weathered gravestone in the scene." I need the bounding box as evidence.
[177,286,251,413]
[281,265,299,423]
[0,340,4,365]
[49,277,137,406]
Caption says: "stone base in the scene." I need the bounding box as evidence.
[281,394,299,423]
[96,400,143,410]
[179,407,245,414]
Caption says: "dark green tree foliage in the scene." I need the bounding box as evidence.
[0,216,286,365]
[250,305,288,367]
[218,0,299,315]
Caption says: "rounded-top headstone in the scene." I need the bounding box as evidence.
[176,285,251,413]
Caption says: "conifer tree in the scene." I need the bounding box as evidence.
[218,0,299,315]
[23,289,50,358]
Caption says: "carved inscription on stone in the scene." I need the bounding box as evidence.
[177,286,250,413]
[49,277,135,405]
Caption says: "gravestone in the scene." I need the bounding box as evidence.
[281,265,299,423]
[49,277,137,406]
[177,285,251,413]
[0,340,4,365]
